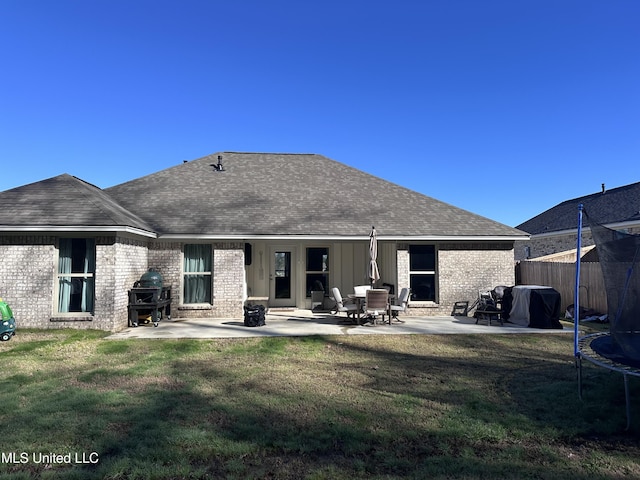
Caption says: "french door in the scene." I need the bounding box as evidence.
[270,247,296,307]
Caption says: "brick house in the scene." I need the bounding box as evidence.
[0,152,527,331]
[515,182,640,261]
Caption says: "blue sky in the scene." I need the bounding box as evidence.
[1,1,638,227]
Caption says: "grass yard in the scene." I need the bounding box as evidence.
[0,324,638,479]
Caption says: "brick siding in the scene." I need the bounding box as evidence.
[0,236,56,328]
[110,236,149,331]
[515,226,640,262]
[1,234,513,329]
[398,243,515,316]
[152,241,245,319]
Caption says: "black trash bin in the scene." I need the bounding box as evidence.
[244,304,266,327]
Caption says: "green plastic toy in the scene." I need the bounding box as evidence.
[0,298,16,341]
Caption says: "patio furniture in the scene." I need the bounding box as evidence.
[311,290,325,311]
[347,293,366,321]
[353,285,372,314]
[451,301,469,316]
[353,285,371,296]
[365,288,389,324]
[331,287,360,323]
[474,289,503,326]
[390,287,410,322]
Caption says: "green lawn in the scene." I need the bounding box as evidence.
[0,325,638,479]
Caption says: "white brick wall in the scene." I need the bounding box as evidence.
[148,242,182,295]
[0,235,151,331]
[151,241,245,319]
[213,244,245,318]
[397,243,515,316]
[0,236,56,327]
[111,237,149,331]
[515,226,640,261]
[515,234,588,261]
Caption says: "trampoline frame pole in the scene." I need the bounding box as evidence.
[574,204,583,359]
[575,204,583,400]
[624,374,631,430]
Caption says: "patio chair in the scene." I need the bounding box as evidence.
[364,288,389,324]
[311,290,324,311]
[331,287,359,323]
[353,285,371,296]
[474,289,502,326]
[390,287,410,321]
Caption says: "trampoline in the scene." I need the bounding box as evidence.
[574,205,640,430]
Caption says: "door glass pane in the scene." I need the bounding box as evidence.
[274,252,291,299]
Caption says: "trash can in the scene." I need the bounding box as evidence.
[244,304,266,327]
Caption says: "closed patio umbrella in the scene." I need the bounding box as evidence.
[369,226,380,288]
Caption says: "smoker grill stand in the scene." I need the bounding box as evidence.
[127,286,172,327]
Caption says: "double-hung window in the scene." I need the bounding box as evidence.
[305,247,329,297]
[57,238,96,313]
[409,245,436,302]
[183,244,212,304]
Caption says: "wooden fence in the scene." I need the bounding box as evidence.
[517,261,607,315]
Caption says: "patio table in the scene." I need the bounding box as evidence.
[347,293,365,322]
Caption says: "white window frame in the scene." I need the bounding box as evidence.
[55,237,96,315]
[305,246,330,298]
[183,244,213,305]
[409,244,437,302]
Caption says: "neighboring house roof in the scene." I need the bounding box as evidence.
[0,174,155,235]
[106,152,527,240]
[517,181,640,236]
[529,245,597,263]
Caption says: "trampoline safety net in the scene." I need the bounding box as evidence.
[586,210,640,361]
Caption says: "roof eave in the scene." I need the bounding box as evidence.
[529,219,640,239]
[157,233,529,242]
[0,225,158,238]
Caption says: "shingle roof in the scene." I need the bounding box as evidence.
[106,152,526,239]
[0,174,155,233]
[516,182,640,235]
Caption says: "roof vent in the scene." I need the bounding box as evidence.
[602,183,606,194]
[211,155,225,172]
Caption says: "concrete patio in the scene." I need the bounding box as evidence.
[107,309,572,339]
